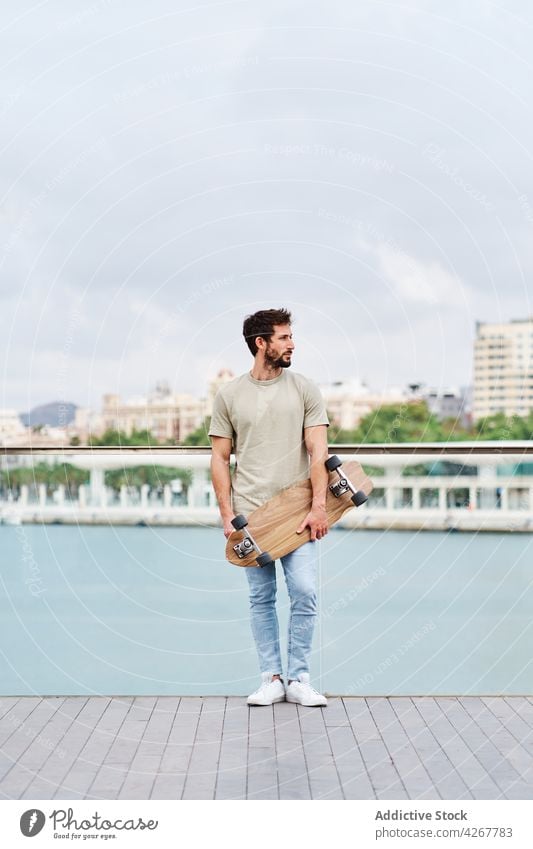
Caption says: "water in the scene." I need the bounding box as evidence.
[1,525,531,696]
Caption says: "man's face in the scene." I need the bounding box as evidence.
[261,323,295,369]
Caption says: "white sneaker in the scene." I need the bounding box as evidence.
[247,673,286,706]
[285,673,327,707]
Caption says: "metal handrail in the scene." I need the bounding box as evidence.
[1,442,532,455]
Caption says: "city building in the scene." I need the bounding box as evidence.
[0,409,26,444]
[473,318,533,420]
[422,386,471,426]
[319,379,406,430]
[71,407,105,442]
[101,382,205,442]
[0,424,71,470]
[206,368,235,416]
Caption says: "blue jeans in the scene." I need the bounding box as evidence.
[245,541,318,681]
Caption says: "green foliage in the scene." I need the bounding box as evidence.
[89,410,533,447]
[85,430,196,487]
[360,464,385,477]
[104,465,192,490]
[473,411,533,440]
[180,417,212,446]
[352,401,444,443]
[439,417,471,440]
[3,408,530,494]
[402,463,431,477]
[329,402,533,444]
[326,419,359,444]
[0,463,89,488]
[89,428,156,446]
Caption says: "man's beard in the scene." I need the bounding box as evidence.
[265,349,292,369]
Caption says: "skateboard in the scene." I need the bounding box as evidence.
[225,455,373,567]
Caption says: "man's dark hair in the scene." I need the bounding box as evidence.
[242,308,292,356]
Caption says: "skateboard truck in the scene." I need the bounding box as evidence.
[231,515,274,567]
[325,455,368,506]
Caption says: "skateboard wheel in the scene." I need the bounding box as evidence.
[256,552,274,568]
[231,514,248,530]
[325,455,342,472]
[351,490,367,507]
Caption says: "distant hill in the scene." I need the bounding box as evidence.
[20,402,77,428]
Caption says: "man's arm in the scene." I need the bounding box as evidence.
[210,436,235,538]
[296,424,329,540]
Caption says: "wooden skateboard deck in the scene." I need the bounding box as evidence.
[225,458,373,567]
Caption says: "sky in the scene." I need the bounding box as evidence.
[1,0,532,412]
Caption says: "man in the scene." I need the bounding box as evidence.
[209,308,329,707]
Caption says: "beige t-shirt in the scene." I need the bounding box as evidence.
[208,370,329,514]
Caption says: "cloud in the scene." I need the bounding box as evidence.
[358,237,464,306]
[1,0,533,409]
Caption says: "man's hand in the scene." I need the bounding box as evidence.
[296,506,328,540]
[222,515,236,539]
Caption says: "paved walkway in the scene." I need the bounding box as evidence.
[0,696,532,800]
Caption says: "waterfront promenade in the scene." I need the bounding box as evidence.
[1,695,533,800]
[2,444,532,800]
[2,442,533,532]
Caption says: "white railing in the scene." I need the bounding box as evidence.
[1,442,532,530]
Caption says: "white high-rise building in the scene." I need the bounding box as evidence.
[473,318,533,420]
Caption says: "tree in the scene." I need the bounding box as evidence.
[104,465,192,490]
[89,428,156,446]
[0,463,89,490]
[179,418,212,446]
[439,416,471,441]
[473,411,533,440]
[352,401,444,443]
